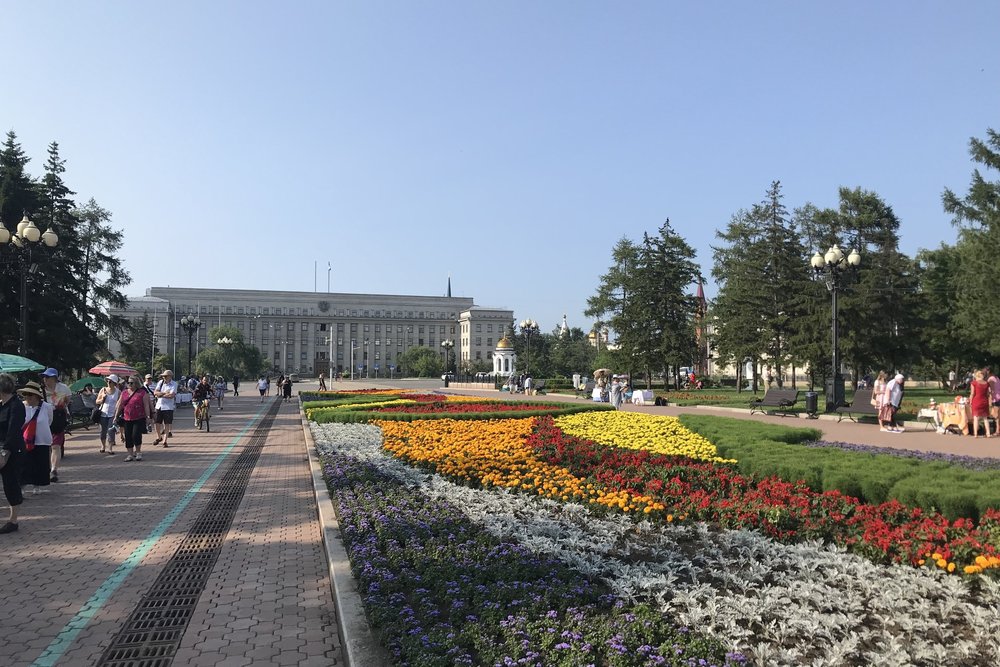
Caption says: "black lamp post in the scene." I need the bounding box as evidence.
[519,318,539,375]
[811,244,861,411]
[0,214,59,356]
[441,339,454,374]
[180,314,202,377]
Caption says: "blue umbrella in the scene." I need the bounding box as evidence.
[0,353,45,374]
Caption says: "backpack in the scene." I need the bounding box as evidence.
[43,385,69,434]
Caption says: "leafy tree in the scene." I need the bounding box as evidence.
[912,245,975,382]
[400,346,443,377]
[943,127,1000,354]
[585,237,641,361]
[548,326,596,378]
[0,134,131,372]
[194,326,266,379]
[712,183,810,391]
[119,312,157,376]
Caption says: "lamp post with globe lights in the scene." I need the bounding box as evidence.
[216,336,234,377]
[519,318,539,376]
[180,315,202,378]
[810,244,861,412]
[0,214,59,355]
[441,339,454,375]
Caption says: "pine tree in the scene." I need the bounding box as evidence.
[943,128,1000,354]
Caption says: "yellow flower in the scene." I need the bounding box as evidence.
[554,412,735,463]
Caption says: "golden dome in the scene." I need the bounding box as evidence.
[496,336,513,349]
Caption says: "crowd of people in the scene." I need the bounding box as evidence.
[0,366,301,537]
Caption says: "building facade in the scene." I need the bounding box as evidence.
[110,287,513,378]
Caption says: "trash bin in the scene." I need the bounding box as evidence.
[804,391,818,417]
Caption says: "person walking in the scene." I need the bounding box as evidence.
[282,376,293,402]
[115,376,154,462]
[0,373,26,534]
[95,374,121,455]
[871,371,889,431]
[257,377,268,403]
[318,373,327,391]
[232,375,240,398]
[610,376,623,410]
[970,369,992,438]
[152,370,178,446]
[18,381,53,495]
[41,368,70,482]
[214,376,226,410]
[883,373,906,433]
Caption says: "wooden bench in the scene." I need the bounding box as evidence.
[748,388,800,416]
[835,389,879,422]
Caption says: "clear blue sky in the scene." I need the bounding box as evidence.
[5,1,998,335]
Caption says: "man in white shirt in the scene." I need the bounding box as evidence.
[152,369,178,446]
[41,367,71,482]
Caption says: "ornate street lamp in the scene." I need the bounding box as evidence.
[217,336,234,376]
[440,339,454,375]
[180,314,202,377]
[0,214,59,355]
[519,318,539,376]
[811,244,861,411]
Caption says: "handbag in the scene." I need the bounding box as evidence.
[91,407,102,424]
[23,408,41,452]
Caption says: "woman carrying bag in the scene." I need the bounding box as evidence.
[95,374,121,455]
[18,381,54,494]
[114,376,153,462]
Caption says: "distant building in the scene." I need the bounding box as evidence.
[109,286,512,377]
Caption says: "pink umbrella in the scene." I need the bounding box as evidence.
[89,360,139,377]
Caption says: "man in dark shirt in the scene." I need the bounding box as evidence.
[192,376,213,426]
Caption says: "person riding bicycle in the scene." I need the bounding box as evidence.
[192,375,214,425]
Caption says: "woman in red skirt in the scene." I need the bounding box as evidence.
[970,369,992,438]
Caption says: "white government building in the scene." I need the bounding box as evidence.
[109,286,513,377]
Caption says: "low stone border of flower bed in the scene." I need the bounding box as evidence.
[300,411,390,666]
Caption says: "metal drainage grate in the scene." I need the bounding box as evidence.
[95,399,283,667]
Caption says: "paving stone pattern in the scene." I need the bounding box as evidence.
[0,395,345,667]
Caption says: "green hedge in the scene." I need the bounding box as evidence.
[679,414,1000,521]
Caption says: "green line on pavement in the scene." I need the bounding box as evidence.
[31,400,274,667]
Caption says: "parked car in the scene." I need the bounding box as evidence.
[289,373,300,383]
[441,372,455,381]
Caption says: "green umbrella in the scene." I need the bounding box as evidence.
[0,353,45,374]
[71,376,105,392]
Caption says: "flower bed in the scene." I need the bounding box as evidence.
[531,416,1000,573]
[314,422,1000,666]
[554,412,735,464]
[319,425,741,666]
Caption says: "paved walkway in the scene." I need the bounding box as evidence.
[0,392,346,667]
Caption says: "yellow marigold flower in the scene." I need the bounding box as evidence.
[936,558,947,568]
[947,562,956,573]
[554,412,735,463]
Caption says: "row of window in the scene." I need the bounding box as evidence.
[175,304,458,319]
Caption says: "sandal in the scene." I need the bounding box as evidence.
[153,437,162,445]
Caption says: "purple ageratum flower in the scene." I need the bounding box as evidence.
[805,439,1000,470]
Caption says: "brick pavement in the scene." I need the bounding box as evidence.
[0,392,347,667]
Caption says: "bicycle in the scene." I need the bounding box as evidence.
[194,398,211,432]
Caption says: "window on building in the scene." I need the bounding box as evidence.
[319,323,327,331]
[476,337,482,346]
[487,338,493,347]
[476,324,482,332]
[301,322,308,331]
[337,323,344,332]
[418,339,424,346]
[262,337,269,345]
[487,324,493,333]
[237,321,244,329]
[363,324,369,333]
[287,322,295,330]
[226,307,233,314]
[238,307,244,314]
[375,339,381,346]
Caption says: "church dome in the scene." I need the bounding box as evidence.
[496,336,513,349]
